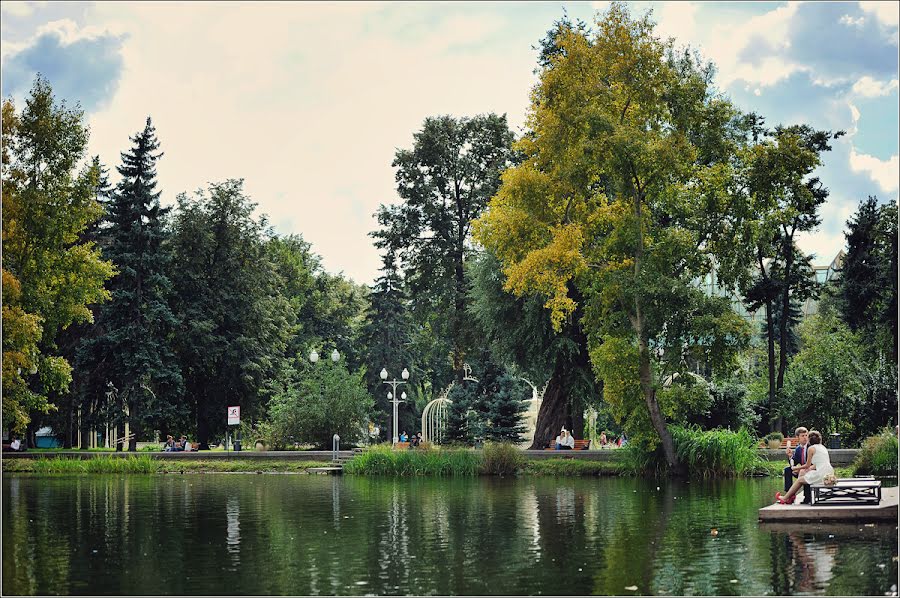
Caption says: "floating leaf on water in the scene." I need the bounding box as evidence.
[625,586,638,591]
[730,580,738,583]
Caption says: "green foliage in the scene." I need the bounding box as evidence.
[523,459,617,476]
[169,180,292,447]
[620,425,765,477]
[479,442,524,475]
[343,444,481,476]
[267,358,374,449]
[372,113,515,378]
[851,428,899,476]
[764,431,784,442]
[689,380,760,432]
[445,380,480,444]
[474,3,755,466]
[79,117,184,448]
[838,196,898,363]
[482,372,530,443]
[31,455,161,474]
[779,311,864,441]
[1,77,115,433]
[359,250,415,439]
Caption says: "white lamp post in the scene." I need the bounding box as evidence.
[310,347,340,448]
[381,367,410,445]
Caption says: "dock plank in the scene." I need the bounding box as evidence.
[758,486,897,522]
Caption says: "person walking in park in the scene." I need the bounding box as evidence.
[784,426,811,504]
[776,430,834,504]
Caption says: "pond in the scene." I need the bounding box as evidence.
[2,474,897,596]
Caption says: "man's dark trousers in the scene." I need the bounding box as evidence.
[784,444,811,503]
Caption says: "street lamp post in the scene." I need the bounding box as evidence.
[380,367,409,445]
[310,348,341,447]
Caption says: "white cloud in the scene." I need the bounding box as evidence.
[851,75,900,97]
[652,1,700,46]
[859,1,899,27]
[849,148,900,193]
[839,14,866,28]
[694,2,802,88]
[1,2,34,18]
[79,2,536,284]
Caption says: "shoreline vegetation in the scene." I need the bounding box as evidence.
[2,449,862,479]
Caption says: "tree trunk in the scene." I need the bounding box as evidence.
[764,300,779,432]
[128,407,139,452]
[80,403,91,450]
[197,407,210,451]
[63,398,74,449]
[528,373,571,450]
[637,328,678,470]
[116,419,126,452]
[776,240,794,398]
[632,181,678,470]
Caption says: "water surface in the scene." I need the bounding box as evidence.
[2,474,896,595]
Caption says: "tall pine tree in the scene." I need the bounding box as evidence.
[92,117,184,450]
[360,250,414,439]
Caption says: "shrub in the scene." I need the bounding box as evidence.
[852,428,899,476]
[620,426,766,477]
[31,455,162,474]
[343,444,482,476]
[480,442,524,475]
[765,431,784,442]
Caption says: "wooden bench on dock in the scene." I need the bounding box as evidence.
[545,439,591,451]
[811,477,881,506]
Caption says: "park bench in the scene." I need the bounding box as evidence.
[395,442,410,450]
[810,476,881,505]
[758,436,800,450]
[545,439,591,451]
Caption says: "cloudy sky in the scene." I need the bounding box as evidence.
[2,1,898,284]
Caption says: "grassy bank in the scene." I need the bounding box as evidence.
[2,456,333,474]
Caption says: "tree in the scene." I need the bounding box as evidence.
[82,118,184,451]
[372,114,516,381]
[169,180,291,448]
[267,357,374,449]
[736,125,840,431]
[445,380,480,444]
[838,197,898,362]
[1,77,115,438]
[468,250,598,448]
[474,4,751,468]
[780,310,864,442]
[360,250,415,439]
[482,372,530,443]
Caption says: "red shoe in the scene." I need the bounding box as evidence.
[776,492,795,504]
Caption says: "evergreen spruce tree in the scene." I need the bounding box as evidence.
[445,380,479,444]
[360,250,414,439]
[483,373,530,443]
[94,118,183,450]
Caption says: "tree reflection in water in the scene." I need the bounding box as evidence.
[1,475,896,596]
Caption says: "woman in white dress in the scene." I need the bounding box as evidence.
[776,430,834,504]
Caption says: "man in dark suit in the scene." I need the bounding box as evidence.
[784,426,811,504]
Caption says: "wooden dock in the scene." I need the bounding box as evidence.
[758,486,897,522]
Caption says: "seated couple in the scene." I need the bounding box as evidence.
[555,428,576,450]
[775,427,834,505]
[163,435,193,452]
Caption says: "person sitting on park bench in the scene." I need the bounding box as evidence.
[410,433,421,448]
[162,435,176,451]
[776,430,834,504]
[180,436,193,451]
[9,437,22,452]
[784,426,811,504]
[555,428,575,450]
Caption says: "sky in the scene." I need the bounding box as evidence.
[2,1,898,285]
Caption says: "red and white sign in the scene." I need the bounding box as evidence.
[227,406,241,426]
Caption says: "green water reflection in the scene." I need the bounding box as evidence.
[2,474,896,595]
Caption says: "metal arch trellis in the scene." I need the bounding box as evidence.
[421,363,478,445]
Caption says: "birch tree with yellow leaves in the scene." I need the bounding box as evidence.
[474,3,752,468]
